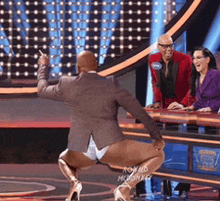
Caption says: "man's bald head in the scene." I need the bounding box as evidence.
[157,34,174,62]
[77,51,98,73]
[158,34,173,44]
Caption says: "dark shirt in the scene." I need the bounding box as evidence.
[160,59,177,98]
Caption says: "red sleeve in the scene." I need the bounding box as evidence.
[181,90,197,106]
[149,54,162,103]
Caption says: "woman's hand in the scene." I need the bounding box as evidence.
[197,107,212,112]
[167,102,184,110]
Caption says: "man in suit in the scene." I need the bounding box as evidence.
[148,34,195,109]
[146,34,195,198]
[37,50,165,201]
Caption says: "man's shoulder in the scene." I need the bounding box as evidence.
[173,51,191,62]
[59,75,78,82]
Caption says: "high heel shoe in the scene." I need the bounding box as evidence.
[114,182,131,201]
[65,179,82,201]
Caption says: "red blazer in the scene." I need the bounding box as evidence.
[149,51,195,108]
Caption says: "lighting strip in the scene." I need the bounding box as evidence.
[122,131,220,145]
[98,0,202,76]
[0,0,203,94]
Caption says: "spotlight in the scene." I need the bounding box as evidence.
[68,36,73,40]
[137,10,141,15]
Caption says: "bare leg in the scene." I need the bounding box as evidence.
[100,139,165,201]
[59,149,97,200]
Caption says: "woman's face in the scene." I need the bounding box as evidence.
[192,50,210,74]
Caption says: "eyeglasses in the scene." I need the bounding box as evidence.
[158,43,174,49]
[192,56,206,61]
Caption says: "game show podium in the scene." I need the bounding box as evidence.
[114,109,220,199]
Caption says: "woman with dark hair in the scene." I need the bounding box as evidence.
[168,46,219,112]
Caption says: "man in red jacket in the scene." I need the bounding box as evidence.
[148,34,195,109]
[146,34,196,198]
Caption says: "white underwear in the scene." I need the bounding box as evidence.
[83,136,109,161]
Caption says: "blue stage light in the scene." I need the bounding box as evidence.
[99,0,121,65]
[146,0,165,106]
[0,23,11,54]
[44,0,62,77]
[70,0,91,55]
[5,0,30,45]
[203,5,220,54]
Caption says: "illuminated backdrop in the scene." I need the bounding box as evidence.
[0,0,173,81]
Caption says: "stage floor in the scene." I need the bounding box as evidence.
[0,164,219,201]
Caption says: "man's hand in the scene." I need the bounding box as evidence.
[146,102,161,109]
[153,139,165,151]
[167,102,184,110]
[38,50,49,66]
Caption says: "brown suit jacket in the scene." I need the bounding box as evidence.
[37,65,162,152]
